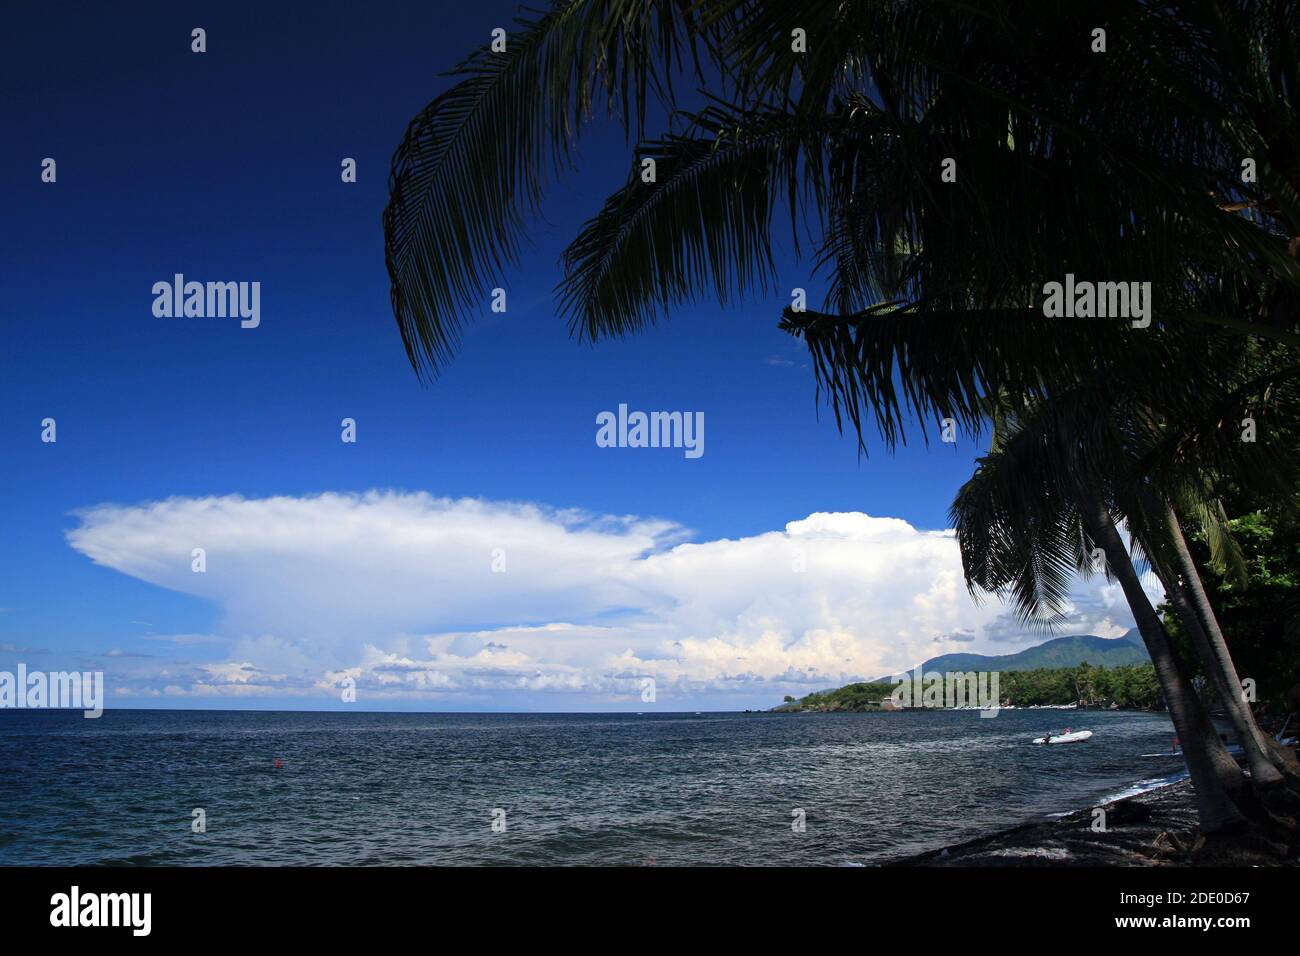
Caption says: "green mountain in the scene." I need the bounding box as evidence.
[880,628,1147,680]
[770,630,1155,713]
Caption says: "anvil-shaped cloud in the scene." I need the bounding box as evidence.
[65,492,1148,708]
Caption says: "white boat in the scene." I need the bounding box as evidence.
[1032,730,1093,745]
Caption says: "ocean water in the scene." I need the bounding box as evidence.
[0,708,1188,866]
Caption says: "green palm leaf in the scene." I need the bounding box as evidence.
[383,0,711,376]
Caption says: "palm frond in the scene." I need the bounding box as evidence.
[557,105,833,339]
[779,304,1148,450]
[383,0,710,376]
[949,415,1087,626]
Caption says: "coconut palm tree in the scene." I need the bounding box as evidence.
[384,0,1300,377]
[381,1,1300,835]
[948,394,1243,828]
[948,371,1300,839]
[1133,491,1300,781]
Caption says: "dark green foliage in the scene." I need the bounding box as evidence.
[385,0,1300,412]
[1162,494,1300,710]
[1000,664,1161,709]
[777,663,1161,711]
[777,681,898,712]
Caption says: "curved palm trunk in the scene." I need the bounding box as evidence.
[1163,505,1294,778]
[1153,549,1284,787]
[1079,490,1245,833]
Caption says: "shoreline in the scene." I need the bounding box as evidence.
[887,774,1300,867]
[887,777,1202,866]
[884,729,1300,865]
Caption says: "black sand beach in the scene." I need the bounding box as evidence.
[896,779,1299,867]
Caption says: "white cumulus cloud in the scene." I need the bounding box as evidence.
[66,492,1145,708]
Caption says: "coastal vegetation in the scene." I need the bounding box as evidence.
[382,1,1300,852]
[1161,469,1300,714]
[775,663,1161,712]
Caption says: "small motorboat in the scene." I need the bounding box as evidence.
[1032,730,1093,745]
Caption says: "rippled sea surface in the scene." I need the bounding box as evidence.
[0,708,1187,865]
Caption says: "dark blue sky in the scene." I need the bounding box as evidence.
[0,2,1031,710]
